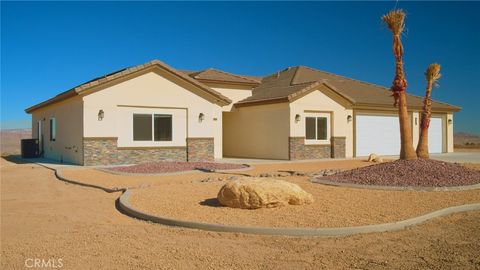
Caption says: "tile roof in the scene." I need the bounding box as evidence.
[182,68,261,85]
[236,66,460,111]
[25,60,232,113]
[25,60,460,113]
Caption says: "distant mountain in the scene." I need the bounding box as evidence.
[1,128,32,155]
[454,132,480,147]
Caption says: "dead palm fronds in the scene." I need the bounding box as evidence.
[382,9,417,160]
[416,63,442,158]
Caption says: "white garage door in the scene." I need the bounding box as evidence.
[356,114,400,156]
[355,114,444,156]
[428,117,443,153]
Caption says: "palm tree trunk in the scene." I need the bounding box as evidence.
[391,35,417,160]
[417,84,433,158]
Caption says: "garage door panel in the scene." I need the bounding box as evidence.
[356,115,400,156]
[428,117,443,153]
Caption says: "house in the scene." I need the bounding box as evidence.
[25,60,460,165]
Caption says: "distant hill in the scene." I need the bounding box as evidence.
[1,128,32,155]
[454,132,480,148]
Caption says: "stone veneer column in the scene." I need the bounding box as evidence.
[83,137,187,166]
[187,137,214,162]
[289,137,331,160]
[331,137,346,158]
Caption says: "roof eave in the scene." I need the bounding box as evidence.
[353,103,461,112]
[25,89,78,114]
[234,97,289,107]
[195,78,260,87]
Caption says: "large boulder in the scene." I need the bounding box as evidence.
[217,178,314,209]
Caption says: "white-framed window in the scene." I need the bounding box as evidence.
[133,113,172,142]
[50,118,56,141]
[305,113,330,144]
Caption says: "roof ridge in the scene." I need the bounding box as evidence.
[300,65,392,91]
[208,68,260,83]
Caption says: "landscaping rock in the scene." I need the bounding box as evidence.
[368,153,383,163]
[320,159,480,187]
[217,178,314,209]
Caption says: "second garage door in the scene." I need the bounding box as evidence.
[355,114,444,156]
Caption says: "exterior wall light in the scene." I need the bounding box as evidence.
[98,110,104,121]
[415,117,418,125]
[295,114,301,123]
[199,113,205,123]
[448,119,453,125]
[347,115,353,122]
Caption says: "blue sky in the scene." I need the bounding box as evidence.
[1,1,479,134]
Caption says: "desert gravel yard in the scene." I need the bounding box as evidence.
[2,158,480,269]
[61,159,480,228]
[128,175,480,228]
[60,159,371,190]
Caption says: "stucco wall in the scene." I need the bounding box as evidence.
[82,70,224,158]
[31,96,83,164]
[290,86,354,158]
[210,85,253,112]
[447,113,454,152]
[223,103,290,159]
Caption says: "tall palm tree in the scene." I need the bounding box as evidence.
[382,10,417,160]
[416,63,442,158]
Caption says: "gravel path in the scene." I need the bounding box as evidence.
[106,161,247,174]
[320,159,480,187]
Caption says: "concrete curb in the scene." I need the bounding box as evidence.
[311,178,480,192]
[55,168,126,193]
[30,161,125,194]
[118,189,480,237]
[96,164,253,177]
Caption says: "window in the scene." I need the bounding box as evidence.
[305,116,329,142]
[49,118,56,141]
[133,114,153,141]
[133,113,172,142]
[154,115,172,141]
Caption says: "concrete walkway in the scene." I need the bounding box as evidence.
[430,152,480,163]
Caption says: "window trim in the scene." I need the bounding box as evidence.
[49,118,56,142]
[132,113,173,142]
[304,113,331,145]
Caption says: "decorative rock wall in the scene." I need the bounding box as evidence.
[331,137,346,158]
[83,137,187,166]
[187,137,214,162]
[289,137,331,160]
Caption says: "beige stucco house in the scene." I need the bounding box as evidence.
[26,59,460,165]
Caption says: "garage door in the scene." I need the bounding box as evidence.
[356,114,400,156]
[428,117,443,153]
[355,114,444,156]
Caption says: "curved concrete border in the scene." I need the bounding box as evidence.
[97,164,253,177]
[118,189,480,237]
[32,163,125,193]
[311,177,480,192]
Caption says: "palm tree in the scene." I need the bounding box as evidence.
[382,10,417,160]
[416,63,441,158]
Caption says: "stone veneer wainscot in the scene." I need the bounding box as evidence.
[187,137,214,162]
[289,136,346,160]
[83,137,215,166]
